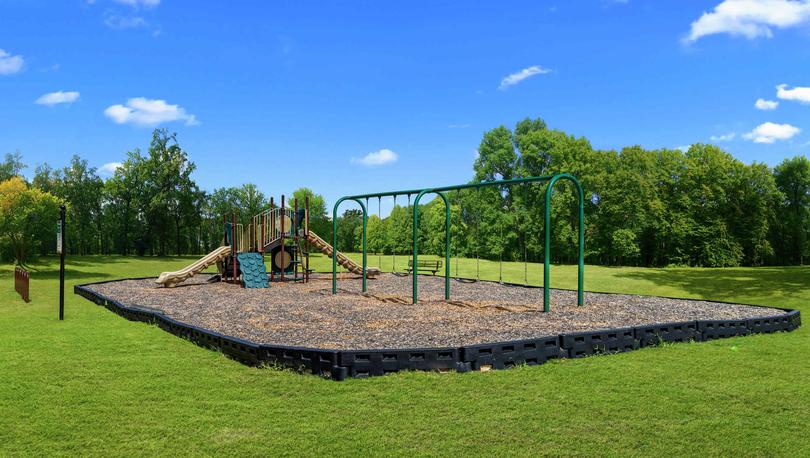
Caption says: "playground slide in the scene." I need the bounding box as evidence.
[305,231,381,277]
[155,245,232,287]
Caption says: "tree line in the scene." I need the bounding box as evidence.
[336,118,809,267]
[2,120,809,267]
[0,129,330,264]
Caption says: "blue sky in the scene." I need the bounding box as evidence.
[2,0,810,212]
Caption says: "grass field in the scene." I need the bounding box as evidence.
[1,255,808,456]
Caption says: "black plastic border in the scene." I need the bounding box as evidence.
[75,278,801,381]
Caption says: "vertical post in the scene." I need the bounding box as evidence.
[305,196,310,283]
[59,205,65,321]
[332,200,339,294]
[443,193,450,301]
[294,198,299,280]
[361,199,367,293]
[280,195,285,283]
[270,197,275,282]
[232,211,237,283]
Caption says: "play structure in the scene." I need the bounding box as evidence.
[156,195,378,288]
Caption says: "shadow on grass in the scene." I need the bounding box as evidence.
[614,266,810,303]
[33,269,113,281]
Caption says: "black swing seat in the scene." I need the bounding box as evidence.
[405,259,443,275]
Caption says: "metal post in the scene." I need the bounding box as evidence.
[543,173,585,311]
[232,211,237,283]
[412,190,450,304]
[281,195,285,283]
[294,198,299,280]
[305,196,310,283]
[332,197,367,293]
[270,197,275,282]
[59,205,65,321]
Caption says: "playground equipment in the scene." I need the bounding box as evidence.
[156,245,231,287]
[158,195,376,288]
[332,173,585,312]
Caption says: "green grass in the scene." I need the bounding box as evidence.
[1,255,809,456]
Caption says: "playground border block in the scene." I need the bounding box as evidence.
[75,278,801,381]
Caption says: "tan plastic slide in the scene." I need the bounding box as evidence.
[305,231,380,277]
[155,245,232,287]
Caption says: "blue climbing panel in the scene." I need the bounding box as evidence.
[237,252,269,288]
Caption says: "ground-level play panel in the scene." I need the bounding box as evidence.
[75,274,801,381]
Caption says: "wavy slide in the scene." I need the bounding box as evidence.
[306,231,380,277]
[155,245,232,287]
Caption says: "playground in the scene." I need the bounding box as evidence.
[85,272,786,350]
[73,174,801,379]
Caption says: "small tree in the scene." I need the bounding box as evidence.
[0,177,62,265]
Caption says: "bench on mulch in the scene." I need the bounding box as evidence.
[405,259,443,275]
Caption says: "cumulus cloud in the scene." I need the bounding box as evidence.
[35,91,80,106]
[0,49,24,75]
[776,83,810,103]
[351,149,398,167]
[710,132,737,141]
[104,97,198,127]
[755,98,779,110]
[99,162,123,174]
[498,65,551,90]
[684,0,810,43]
[104,14,148,29]
[743,122,800,143]
[113,0,160,7]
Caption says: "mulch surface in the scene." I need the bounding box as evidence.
[86,273,784,350]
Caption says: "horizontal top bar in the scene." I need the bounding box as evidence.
[341,174,561,201]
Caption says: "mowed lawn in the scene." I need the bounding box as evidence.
[1,255,809,456]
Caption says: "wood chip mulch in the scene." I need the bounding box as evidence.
[85,273,784,350]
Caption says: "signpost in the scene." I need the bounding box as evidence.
[58,205,65,320]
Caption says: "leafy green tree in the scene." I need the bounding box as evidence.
[290,187,330,239]
[0,177,62,264]
[773,156,810,264]
[0,151,26,182]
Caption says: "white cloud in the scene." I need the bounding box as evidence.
[113,0,160,7]
[776,83,810,103]
[743,122,800,143]
[99,162,123,174]
[684,0,810,43]
[351,149,398,167]
[498,65,551,90]
[710,132,737,141]
[676,145,691,152]
[104,14,148,29]
[104,97,199,127]
[0,49,24,75]
[35,91,80,106]
[755,98,779,110]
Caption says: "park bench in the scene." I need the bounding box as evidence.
[405,259,443,275]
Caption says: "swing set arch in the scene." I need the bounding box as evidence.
[331,172,585,312]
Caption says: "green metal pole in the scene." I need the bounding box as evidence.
[543,173,586,311]
[412,191,423,304]
[332,197,345,294]
[332,197,367,294]
[442,192,450,301]
[544,184,552,313]
[357,198,368,293]
[412,190,451,304]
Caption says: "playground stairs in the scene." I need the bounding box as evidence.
[305,231,381,277]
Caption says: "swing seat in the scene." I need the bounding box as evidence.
[405,260,443,275]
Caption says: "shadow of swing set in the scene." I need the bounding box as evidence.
[332,173,585,312]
